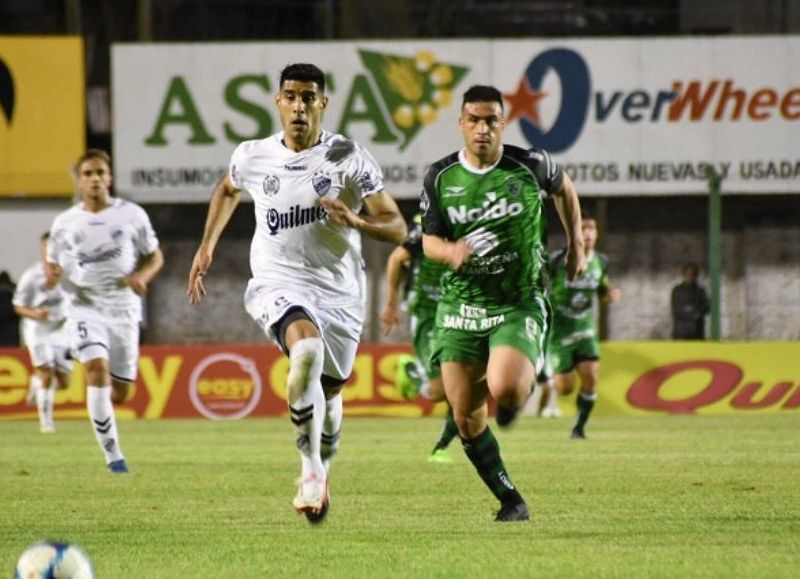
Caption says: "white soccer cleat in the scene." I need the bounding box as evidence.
[293,472,328,515]
[540,406,562,419]
[40,425,56,434]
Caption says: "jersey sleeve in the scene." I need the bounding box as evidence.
[229,143,246,190]
[349,141,385,199]
[46,216,67,266]
[420,167,449,239]
[525,147,564,196]
[132,205,160,256]
[12,269,35,307]
[403,220,423,257]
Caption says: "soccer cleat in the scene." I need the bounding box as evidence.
[107,459,129,473]
[540,406,562,419]
[394,354,422,400]
[304,477,330,525]
[293,472,328,517]
[494,501,530,522]
[427,448,453,464]
[495,404,520,428]
[39,425,56,434]
[570,427,587,440]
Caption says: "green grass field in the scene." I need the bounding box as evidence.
[2,414,799,578]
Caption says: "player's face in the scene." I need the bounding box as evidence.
[77,158,112,205]
[459,101,505,164]
[276,80,328,150]
[582,219,597,250]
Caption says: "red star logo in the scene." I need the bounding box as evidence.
[503,78,547,125]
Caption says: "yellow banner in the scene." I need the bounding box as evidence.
[591,342,799,416]
[0,36,85,196]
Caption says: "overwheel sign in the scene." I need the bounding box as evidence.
[112,37,799,201]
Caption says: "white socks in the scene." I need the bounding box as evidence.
[35,380,55,432]
[544,381,560,412]
[87,386,124,464]
[321,394,343,473]
[286,338,326,480]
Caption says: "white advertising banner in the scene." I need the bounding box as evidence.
[112,37,799,201]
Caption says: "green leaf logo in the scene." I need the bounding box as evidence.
[358,49,469,150]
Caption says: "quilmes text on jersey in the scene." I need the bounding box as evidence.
[266,204,328,235]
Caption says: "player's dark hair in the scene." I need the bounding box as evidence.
[75,149,111,171]
[683,263,699,276]
[280,63,325,93]
[40,232,50,241]
[581,211,594,222]
[462,85,504,111]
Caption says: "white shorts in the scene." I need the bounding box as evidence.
[68,318,140,383]
[23,323,72,372]
[244,279,364,381]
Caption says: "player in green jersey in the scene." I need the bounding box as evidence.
[381,215,458,463]
[547,215,621,439]
[421,85,585,522]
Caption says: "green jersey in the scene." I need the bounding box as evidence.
[421,145,563,309]
[549,249,610,337]
[403,217,449,315]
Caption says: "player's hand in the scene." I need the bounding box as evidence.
[33,308,49,322]
[565,245,586,281]
[320,198,361,229]
[125,273,150,296]
[606,287,622,303]
[448,239,473,271]
[188,249,213,304]
[380,303,400,335]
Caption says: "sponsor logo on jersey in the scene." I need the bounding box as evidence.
[443,186,466,198]
[312,172,332,196]
[266,204,328,236]
[77,244,123,266]
[447,193,524,224]
[262,174,280,197]
[285,164,307,171]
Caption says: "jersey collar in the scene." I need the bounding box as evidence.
[458,145,504,175]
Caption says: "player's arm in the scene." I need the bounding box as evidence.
[422,234,472,271]
[127,248,164,296]
[380,245,412,335]
[188,174,242,304]
[322,190,407,245]
[552,172,585,281]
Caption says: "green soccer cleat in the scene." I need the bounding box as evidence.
[427,448,453,464]
[395,354,422,400]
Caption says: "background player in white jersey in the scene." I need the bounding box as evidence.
[187,63,406,523]
[13,232,72,433]
[48,149,164,473]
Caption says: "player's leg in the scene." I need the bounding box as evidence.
[33,365,56,433]
[277,310,328,515]
[75,320,129,472]
[428,376,458,463]
[419,320,457,461]
[571,355,600,439]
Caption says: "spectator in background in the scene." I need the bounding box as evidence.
[0,271,21,346]
[671,263,709,340]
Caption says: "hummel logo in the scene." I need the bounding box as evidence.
[443,186,466,198]
[94,417,112,434]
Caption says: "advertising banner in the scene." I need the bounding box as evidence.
[112,36,799,201]
[0,37,85,196]
[1,342,797,420]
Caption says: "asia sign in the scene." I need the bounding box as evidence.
[112,37,799,201]
[0,37,85,196]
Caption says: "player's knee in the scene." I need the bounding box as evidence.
[110,381,131,404]
[36,368,54,387]
[321,374,347,400]
[287,338,324,397]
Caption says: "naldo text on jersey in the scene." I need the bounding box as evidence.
[447,197,524,225]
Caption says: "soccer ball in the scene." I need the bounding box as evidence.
[15,541,94,579]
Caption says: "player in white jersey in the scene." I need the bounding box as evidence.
[47,149,164,473]
[13,232,72,433]
[188,63,406,523]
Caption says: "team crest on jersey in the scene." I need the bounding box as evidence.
[505,178,522,197]
[262,174,281,197]
[311,172,332,196]
[357,172,375,192]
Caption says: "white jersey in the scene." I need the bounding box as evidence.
[12,261,67,341]
[47,198,160,322]
[230,130,384,307]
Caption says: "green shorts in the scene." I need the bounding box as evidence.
[547,330,600,374]
[409,309,440,380]
[431,302,547,368]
